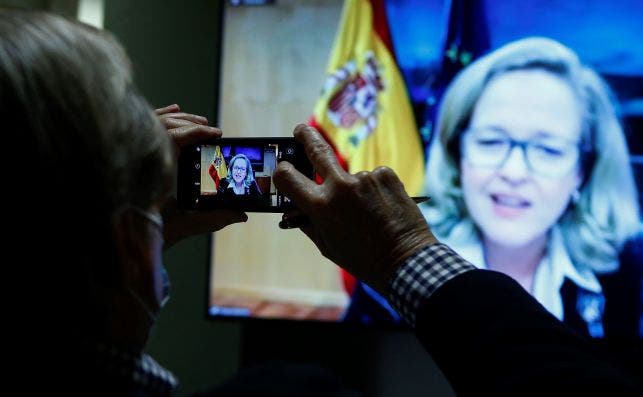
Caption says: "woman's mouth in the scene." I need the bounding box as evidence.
[490,193,531,217]
[491,193,530,208]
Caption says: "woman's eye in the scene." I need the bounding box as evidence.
[476,138,506,147]
[533,144,564,157]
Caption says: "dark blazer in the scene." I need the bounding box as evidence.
[415,270,642,396]
[218,178,262,200]
[344,238,643,339]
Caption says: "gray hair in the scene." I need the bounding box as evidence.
[424,37,640,273]
[1,9,173,321]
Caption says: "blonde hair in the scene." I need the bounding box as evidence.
[424,37,640,273]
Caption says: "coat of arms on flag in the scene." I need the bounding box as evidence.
[324,51,384,146]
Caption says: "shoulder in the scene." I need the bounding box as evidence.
[415,269,642,396]
[218,179,233,194]
[596,234,643,338]
[249,180,261,195]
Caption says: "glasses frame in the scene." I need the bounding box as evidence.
[460,128,582,178]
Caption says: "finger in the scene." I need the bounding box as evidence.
[282,208,304,220]
[372,166,409,197]
[189,209,248,232]
[168,125,222,148]
[293,124,344,181]
[166,209,248,244]
[159,112,208,125]
[155,104,180,115]
[159,117,203,130]
[298,225,325,257]
[273,161,318,213]
[279,213,309,229]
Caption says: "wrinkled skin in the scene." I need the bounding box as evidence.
[274,124,437,295]
[155,104,247,248]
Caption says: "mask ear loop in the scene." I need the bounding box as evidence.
[127,206,164,234]
[130,207,171,307]
[127,287,159,324]
[159,265,171,307]
[114,205,167,324]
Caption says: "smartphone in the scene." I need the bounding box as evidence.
[177,137,315,212]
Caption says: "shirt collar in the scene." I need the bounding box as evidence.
[84,340,178,395]
[439,223,602,320]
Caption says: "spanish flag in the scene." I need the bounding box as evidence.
[310,0,424,196]
[310,0,424,296]
[208,145,227,191]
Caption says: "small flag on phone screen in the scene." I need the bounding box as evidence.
[208,145,228,191]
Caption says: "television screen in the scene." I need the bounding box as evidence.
[209,0,642,339]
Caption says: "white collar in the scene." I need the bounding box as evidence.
[439,223,602,320]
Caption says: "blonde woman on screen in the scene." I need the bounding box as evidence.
[423,37,642,338]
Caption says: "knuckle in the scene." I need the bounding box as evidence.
[308,144,328,162]
[354,170,370,180]
[272,163,291,184]
[294,123,309,135]
[336,173,358,189]
[273,163,286,176]
[308,194,327,211]
[373,166,399,184]
[372,166,394,179]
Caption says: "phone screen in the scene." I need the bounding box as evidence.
[178,137,314,212]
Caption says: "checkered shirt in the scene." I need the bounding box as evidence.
[92,342,178,396]
[389,243,475,327]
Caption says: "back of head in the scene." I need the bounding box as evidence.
[0,9,173,346]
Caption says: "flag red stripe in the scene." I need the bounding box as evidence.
[369,0,397,59]
[308,116,350,176]
[208,163,220,188]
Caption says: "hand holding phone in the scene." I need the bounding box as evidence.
[177,137,315,212]
[272,124,437,295]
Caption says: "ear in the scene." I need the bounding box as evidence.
[112,209,154,289]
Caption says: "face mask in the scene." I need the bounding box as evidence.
[159,264,171,308]
[123,206,171,323]
[128,265,170,325]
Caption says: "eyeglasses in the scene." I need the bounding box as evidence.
[232,165,247,172]
[460,128,581,178]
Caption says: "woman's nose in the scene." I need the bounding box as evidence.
[497,146,530,183]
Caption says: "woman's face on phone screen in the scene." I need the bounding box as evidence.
[232,158,247,184]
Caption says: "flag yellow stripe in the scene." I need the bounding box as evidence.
[312,0,424,195]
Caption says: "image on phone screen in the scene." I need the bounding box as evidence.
[178,138,314,212]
